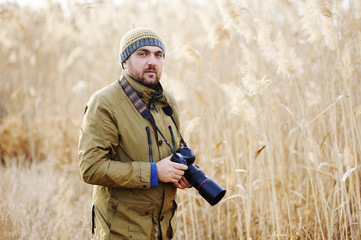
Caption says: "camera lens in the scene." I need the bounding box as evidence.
[186,164,226,206]
[197,178,226,206]
[171,147,226,206]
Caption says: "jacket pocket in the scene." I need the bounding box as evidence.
[108,199,155,240]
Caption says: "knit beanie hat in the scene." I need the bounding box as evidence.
[119,27,166,64]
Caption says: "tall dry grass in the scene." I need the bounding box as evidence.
[1,0,361,239]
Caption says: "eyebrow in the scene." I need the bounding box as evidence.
[137,48,164,54]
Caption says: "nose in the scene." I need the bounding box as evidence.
[146,54,157,66]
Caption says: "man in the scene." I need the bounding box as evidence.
[78,27,190,240]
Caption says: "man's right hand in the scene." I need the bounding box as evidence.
[156,155,188,183]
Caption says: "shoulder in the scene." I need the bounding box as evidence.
[88,81,125,108]
[163,90,178,107]
[163,90,180,124]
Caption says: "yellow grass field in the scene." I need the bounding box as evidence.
[1,0,361,239]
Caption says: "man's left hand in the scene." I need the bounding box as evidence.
[174,176,191,189]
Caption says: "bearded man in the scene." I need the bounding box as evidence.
[78,27,190,240]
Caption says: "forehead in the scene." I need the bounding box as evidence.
[135,46,164,53]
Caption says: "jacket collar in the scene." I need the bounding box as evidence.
[123,72,164,106]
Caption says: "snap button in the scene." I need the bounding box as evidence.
[158,140,163,146]
[160,216,164,221]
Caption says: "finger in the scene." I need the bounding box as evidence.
[178,181,188,189]
[173,162,188,171]
[170,169,184,179]
[181,177,191,186]
[170,177,180,184]
[173,182,184,189]
[181,178,191,188]
[178,177,190,188]
[170,173,183,183]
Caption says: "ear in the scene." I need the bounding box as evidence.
[121,61,126,69]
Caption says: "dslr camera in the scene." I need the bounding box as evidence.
[171,146,226,206]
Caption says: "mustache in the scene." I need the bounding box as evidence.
[145,66,157,71]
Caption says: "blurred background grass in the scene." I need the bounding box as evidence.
[1,0,361,239]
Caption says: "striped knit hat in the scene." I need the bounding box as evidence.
[119,27,166,64]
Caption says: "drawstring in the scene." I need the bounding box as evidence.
[146,127,153,162]
[148,116,176,153]
[162,103,188,147]
[91,205,95,238]
[169,126,176,151]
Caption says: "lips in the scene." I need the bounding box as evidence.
[145,70,156,75]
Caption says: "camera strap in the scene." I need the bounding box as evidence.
[119,76,177,153]
[161,103,187,148]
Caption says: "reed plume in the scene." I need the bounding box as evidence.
[1,0,361,239]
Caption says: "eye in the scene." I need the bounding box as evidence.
[156,52,164,58]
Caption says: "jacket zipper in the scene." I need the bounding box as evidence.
[146,127,153,163]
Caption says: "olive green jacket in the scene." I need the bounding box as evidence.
[78,74,182,240]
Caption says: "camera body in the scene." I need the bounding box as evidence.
[171,147,226,206]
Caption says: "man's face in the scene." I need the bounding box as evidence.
[123,46,164,89]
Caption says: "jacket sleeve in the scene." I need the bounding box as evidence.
[78,93,152,189]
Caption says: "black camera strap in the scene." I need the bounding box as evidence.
[161,103,187,148]
[119,76,178,153]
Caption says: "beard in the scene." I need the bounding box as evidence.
[127,65,162,89]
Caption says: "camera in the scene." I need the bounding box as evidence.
[171,147,226,206]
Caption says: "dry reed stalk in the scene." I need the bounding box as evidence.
[1,0,361,239]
